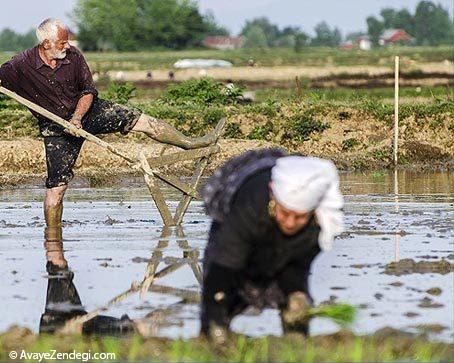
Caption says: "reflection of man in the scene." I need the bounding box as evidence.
[200,149,344,340]
[0,18,218,228]
[40,226,135,335]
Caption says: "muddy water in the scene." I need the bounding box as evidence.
[0,171,452,341]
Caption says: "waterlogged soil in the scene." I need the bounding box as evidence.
[0,171,452,342]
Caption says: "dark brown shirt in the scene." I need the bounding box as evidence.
[0,45,98,136]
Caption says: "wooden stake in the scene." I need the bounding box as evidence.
[393,56,399,166]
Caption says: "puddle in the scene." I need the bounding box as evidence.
[0,171,453,341]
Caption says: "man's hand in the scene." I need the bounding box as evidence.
[67,114,83,136]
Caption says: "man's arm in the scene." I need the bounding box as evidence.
[68,47,97,132]
[69,93,93,130]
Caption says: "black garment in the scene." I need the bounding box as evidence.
[43,98,141,188]
[201,168,321,334]
[0,45,98,136]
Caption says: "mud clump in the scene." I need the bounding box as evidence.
[384,258,454,276]
[418,297,443,309]
[404,312,420,318]
[389,281,404,287]
[426,287,442,296]
[401,141,451,162]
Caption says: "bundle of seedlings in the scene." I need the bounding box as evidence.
[307,303,357,326]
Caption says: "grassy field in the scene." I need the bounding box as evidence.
[1,326,453,362]
[1,46,453,71]
[0,46,452,176]
[0,76,452,173]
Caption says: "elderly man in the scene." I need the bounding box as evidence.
[200,149,344,340]
[0,18,217,227]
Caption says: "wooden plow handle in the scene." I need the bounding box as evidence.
[0,85,136,163]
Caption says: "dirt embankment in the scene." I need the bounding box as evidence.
[1,106,452,188]
[0,138,275,187]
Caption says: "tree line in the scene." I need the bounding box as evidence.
[0,0,452,52]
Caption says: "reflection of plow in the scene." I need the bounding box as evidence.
[0,86,225,226]
[59,227,202,335]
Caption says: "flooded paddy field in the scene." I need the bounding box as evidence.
[0,171,452,342]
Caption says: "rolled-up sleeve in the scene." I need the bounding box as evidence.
[0,60,20,92]
[75,48,98,98]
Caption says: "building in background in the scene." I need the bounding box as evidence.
[357,35,372,51]
[379,29,414,45]
[203,36,244,50]
[339,35,371,51]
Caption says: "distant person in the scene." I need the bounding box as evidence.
[168,70,175,81]
[247,58,255,67]
[0,18,218,228]
[146,70,153,79]
[200,149,344,341]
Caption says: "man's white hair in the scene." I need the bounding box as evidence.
[36,18,67,44]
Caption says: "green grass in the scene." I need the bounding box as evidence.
[3,46,451,70]
[0,328,452,362]
[254,86,453,103]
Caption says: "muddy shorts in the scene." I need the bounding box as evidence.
[44,98,142,189]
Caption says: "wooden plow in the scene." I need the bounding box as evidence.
[0,86,225,226]
[59,227,202,335]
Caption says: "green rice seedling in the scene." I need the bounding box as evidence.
[307,303,357,326]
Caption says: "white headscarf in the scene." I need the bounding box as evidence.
[271,156,344,251]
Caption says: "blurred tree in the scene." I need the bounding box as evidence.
[311,21,342,46]
[203,10,230,36]
[243,25,268,48]
[414,1,454,45]
[0,28,36,51]
[380,8,398,29]
[138,0,207,48]
[393,9,415,35]
[366,1,453,46]
[240,17,280,47]
[366,16,385,45]
[73,0,222,50]
[74,0,140,51]
[294,31,309,52]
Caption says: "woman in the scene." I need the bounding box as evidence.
[200,149,344,341]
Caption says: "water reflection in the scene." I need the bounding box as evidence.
[41,226,202,337]
[138,226,202,301]
[394,169,401,262]
[41,227,135,336]
[1,171,451,340]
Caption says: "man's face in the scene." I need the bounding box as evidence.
[273,199,313,236]
[45,27,70,60]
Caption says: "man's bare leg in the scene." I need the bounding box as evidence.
[132,114,217,149]
[44,185,67,227]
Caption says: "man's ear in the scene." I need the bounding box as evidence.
[42,39,52,50]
